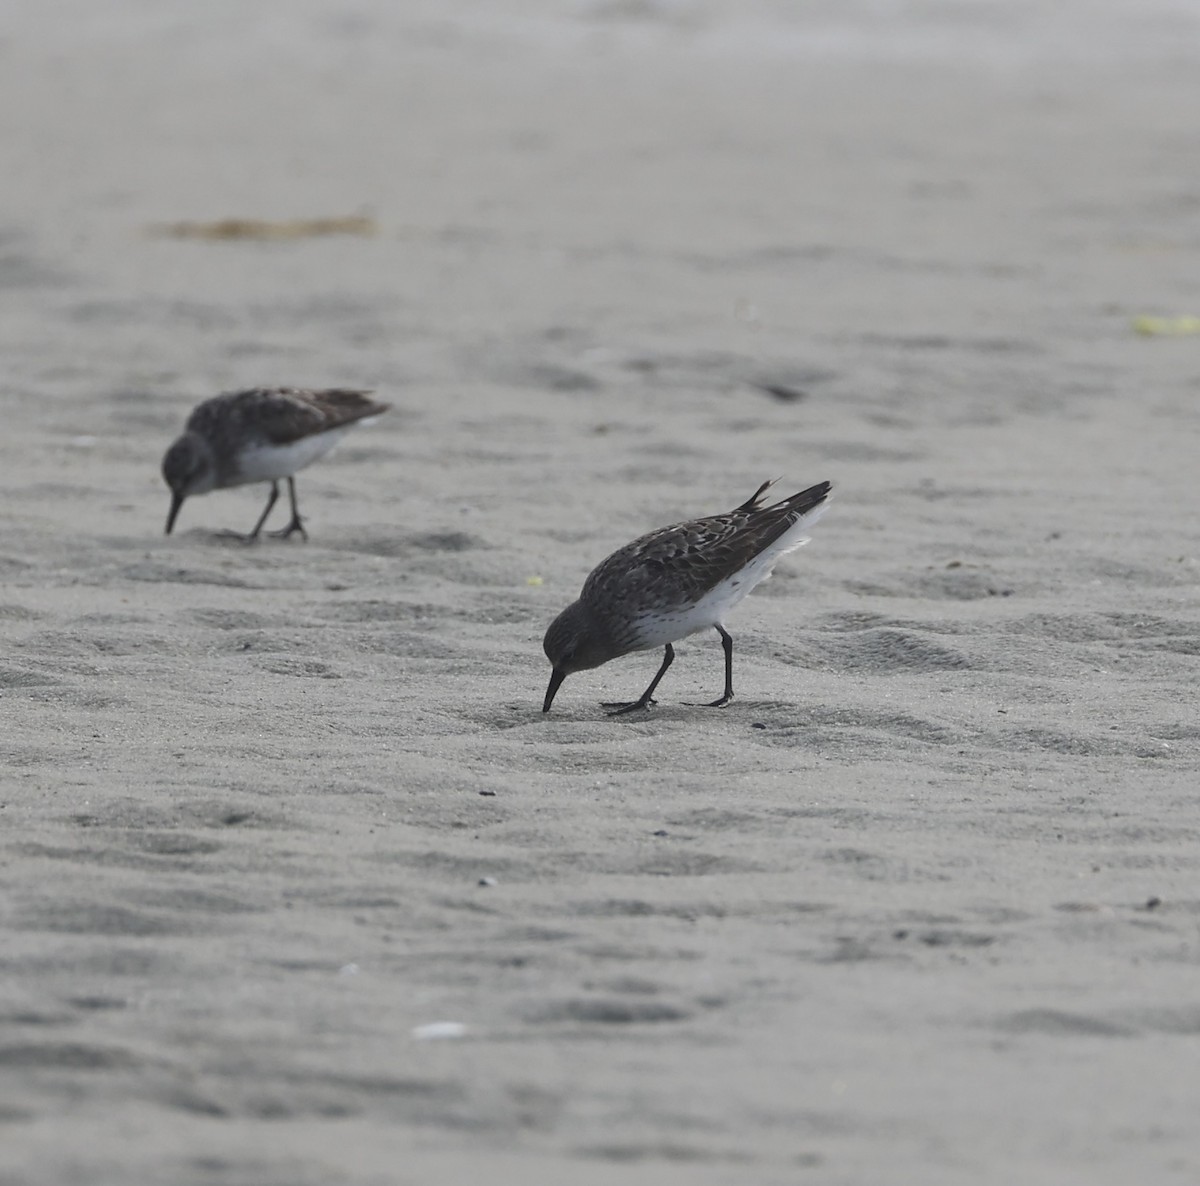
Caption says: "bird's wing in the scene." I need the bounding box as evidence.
[581,481,831,610]
[188,388,388,445]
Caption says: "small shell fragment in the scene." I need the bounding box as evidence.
[412,1021,468,1041]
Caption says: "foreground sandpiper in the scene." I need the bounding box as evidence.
[542,479,831,715]
[161,387,389,539]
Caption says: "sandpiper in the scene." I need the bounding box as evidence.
[161,387,389,539]
[542,479,831,714]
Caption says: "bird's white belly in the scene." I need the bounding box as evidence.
[628,524,816,651]
[235,427,351,484]
[628,570,761,649]
[629,605,716,650]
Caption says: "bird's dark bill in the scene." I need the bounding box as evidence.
[542,668,567,713]
[165,493,185,535]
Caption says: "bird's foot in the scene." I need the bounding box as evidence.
[685,694,734,708]
[602,698,657,716]
[267,517,308,541]
[214,529,261,545]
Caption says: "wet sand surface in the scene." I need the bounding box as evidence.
[2,3,1199,1183]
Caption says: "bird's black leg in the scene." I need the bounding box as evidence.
[267,477,308,540]
[603,644,674,715]
[702,625,735,707]
[243,481,280,541]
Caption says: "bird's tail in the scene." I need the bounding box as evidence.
[758,479,833,557]
[734,478,780,512]
[735,478,831,519]
[776,480,831,521]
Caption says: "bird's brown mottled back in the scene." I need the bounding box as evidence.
[582,480,830,614]
[185,387,389,448]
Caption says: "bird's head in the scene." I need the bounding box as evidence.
[541,601,612,712]
[161,432,215,534]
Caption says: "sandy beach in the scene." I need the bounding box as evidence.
[2,2,1199,1182]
